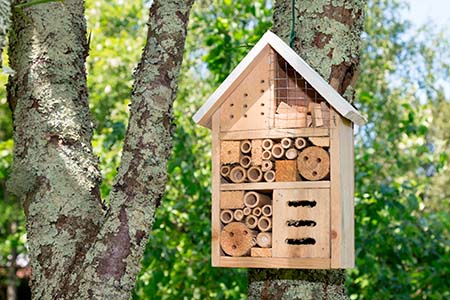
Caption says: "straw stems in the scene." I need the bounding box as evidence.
[247,166,263,182]
[220,209,234,224]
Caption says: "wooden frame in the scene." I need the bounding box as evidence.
[197,30,363,269]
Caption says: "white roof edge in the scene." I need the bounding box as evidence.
[193,30,366,127]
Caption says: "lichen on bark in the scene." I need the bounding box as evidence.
[0,0,11,68]
[248,0,367,299]
[6,0,194,299]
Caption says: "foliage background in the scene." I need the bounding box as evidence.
[0,0,449,299]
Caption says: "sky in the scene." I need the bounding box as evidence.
[407,0,450,27]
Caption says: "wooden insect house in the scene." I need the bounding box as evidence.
[193,31,365,269]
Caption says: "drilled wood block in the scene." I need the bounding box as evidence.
[220,141,241,164]
[297,146,330,181]
[272,189,330,258]
[221,222,256,257]
[251,247,272,257]
[275,160,299,182]
[220,191,244,209]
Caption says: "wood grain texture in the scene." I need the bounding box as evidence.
[219,257,330,269]
[221,181,330,191]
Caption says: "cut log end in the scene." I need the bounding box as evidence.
[256,232,272,248]
[221,222,256,257]
[297,146,330,181]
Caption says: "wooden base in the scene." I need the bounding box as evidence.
[216,257,331,269]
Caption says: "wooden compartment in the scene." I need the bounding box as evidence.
[272,189,330,258]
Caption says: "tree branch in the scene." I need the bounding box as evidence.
[67,1,195,298]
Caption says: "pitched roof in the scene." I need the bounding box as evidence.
[193,30,366,128]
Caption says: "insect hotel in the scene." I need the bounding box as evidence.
[193,31,365,269]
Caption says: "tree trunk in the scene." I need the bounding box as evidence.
[7,0,193,298]
[248,0,366,299]
[0,0,11,68]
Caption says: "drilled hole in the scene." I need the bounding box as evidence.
[261,89,265,93]
[303,156,309,161]
[229,232,234,237]
[286,220,317,227]
[244,114,248,118]
[232,245,237,249]
[312,171,318,176]
[230,115,234,119]
[244,93,248,97]
[285,238,316,245]
[243,230,248,235]
[287,200,317,207]
[243,104,248,108]
[260,79,265,83]
[261,103,265,106]
[230,103,234,107]
[317,158,322,163]
[261,112,265,115]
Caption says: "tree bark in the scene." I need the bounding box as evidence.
[7,0,194,298]
[0,0,11,68]
[248,0,366,299]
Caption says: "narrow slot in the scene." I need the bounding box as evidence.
[285,238,316,245]
[287,200,317,207]
[286,220,317,227]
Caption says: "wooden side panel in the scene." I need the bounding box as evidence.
[220,46,274,132]
[272,189,330,258]
[330,110,355,268]
[211,110,221,266]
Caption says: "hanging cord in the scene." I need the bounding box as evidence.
[289,0,296,48]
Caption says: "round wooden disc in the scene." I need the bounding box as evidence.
[297,146,330,181]
[220,222,255,257]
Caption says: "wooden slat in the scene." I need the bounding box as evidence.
[211,110,221,266]
[330,110,355,268]
[221,181,330,191]
[219,257,331,269]
[220,128,329,140]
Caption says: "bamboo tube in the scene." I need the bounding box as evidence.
[261,150,272,160]
[240,140,252,154]
[220,210,234,224]
[229,166,247,183]
[264,170,275,182]
[220,222,256,257]
[256,232,272,248]
[262,205,272,217]
[240,155,251,168]
[244,191,271,208]
[261,160,273,172]
[295,137,307,150]
[233,209,244,221]
[258,216,272,232]
[252,207,262,217]
[285,148,298,160]
[245,215,258,229]
[271,143,285,159]
[262,139,274,150]
[247,166,263,182]
[281,137,293,149]
[220,165,231,177]
[243,207,252,216]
